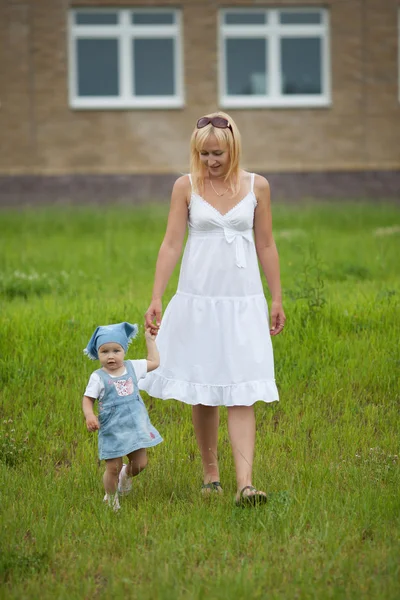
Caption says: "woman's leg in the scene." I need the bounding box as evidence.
[192,405,220,484]
[227,405,266,500]
[103,457,123,495]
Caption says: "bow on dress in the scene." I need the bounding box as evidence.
[223,227,253,268]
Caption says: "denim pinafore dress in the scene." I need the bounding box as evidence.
[96,361,162,460]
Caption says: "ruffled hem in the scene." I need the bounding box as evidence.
[99,435,163,460]
[139,371,279,407]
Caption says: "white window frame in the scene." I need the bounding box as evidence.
[398,9,400,103]
[68,7,184,109]
[219,7,331,108]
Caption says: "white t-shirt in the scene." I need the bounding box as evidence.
[84,359,147,401]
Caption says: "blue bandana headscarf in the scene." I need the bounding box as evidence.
[83,322,138,360]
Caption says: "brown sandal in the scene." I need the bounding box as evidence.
[235,485,267,507]
[201,481,223,495]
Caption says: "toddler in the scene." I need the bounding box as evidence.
[82,322,162,511]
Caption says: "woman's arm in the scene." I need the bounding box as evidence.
[253,175,286,335]
[145,176,190,330]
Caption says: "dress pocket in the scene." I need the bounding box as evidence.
[98,405,115,429]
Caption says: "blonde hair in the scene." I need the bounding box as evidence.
[189,111,242,196]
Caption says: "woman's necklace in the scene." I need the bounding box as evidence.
[209,179,230,197]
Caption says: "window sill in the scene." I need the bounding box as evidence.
[219,95,331,109]
[69,97,185,110]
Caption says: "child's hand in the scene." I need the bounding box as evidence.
[85,414,100,432]
[144,325,160,371]
[145,325,157,341]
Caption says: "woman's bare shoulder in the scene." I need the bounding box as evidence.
[241,170,269,191]
[253,173,270,192]
[173,174,191,192]
[171,174,192,205]
[168,174,192,210]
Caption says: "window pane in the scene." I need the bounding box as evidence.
[75,12,118,25]
[132,12,174,25]
[280,11,321,25]
[224,12,266,25]
[77,39,119,96]
[281,38,321,94]
[226,39,267,95]
[133,39,174,96]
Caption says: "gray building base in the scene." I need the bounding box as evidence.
[0,171,399,207]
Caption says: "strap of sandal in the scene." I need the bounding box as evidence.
[202,481,222,490]
[240,485,257,496]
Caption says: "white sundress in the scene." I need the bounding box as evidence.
[139,173,279,407]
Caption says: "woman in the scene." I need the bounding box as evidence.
[140,112,285,505]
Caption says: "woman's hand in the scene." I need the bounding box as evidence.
[270,301,286,336]
[145,298,163,335]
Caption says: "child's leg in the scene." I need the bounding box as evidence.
[118,449,147,496]
[126,448,148,477]
[103,457,123,495]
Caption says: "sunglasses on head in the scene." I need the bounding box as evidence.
[197,116,233,133]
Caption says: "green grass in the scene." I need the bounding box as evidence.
[0,202,399,599]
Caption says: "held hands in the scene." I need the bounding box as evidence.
[270,300,286,336]
[145,324,158,341]
[145,298,162,336]
[86,414,100,432]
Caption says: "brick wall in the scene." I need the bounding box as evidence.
[1,0,399,184]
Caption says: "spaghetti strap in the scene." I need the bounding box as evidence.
[250,173,255,193]
[188,174,192,185]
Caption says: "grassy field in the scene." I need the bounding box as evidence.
[0,201,399,600]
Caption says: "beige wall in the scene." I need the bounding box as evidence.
[1,0,399,176]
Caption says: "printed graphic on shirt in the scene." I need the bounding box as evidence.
[112,377,134,397]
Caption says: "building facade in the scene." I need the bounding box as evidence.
[1,0,400,202]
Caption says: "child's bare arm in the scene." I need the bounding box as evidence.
[145,327,160,372]
[82,395,100,431]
